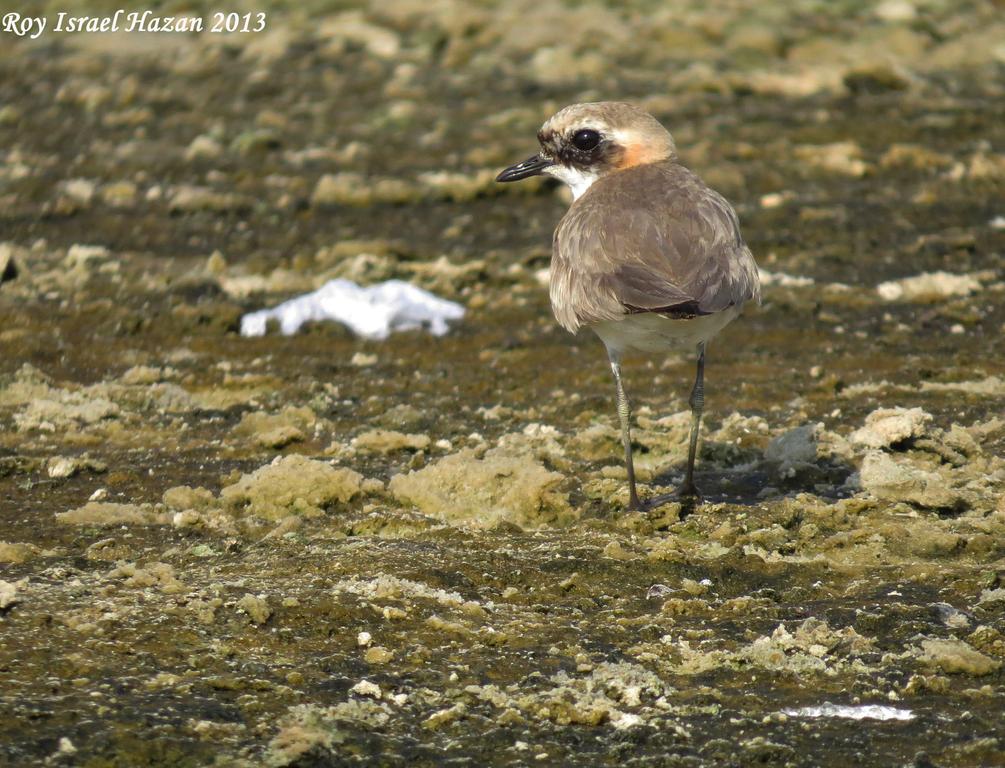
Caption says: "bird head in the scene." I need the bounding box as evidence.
[496,102,677,200]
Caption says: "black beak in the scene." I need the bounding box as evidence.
[496,153,554,183]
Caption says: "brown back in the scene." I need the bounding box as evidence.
[550,160,760,332]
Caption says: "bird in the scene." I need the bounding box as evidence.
[496,101,760,510]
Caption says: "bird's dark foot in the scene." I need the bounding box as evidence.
[633,484,704,513]
[677,480,703,501]
[625,484,704,512]
[639,493,676,511]
[628,491,675,512]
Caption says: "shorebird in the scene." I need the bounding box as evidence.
[497,102,759,509]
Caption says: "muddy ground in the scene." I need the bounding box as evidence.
[1,1,1004,766]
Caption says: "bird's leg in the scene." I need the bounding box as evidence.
[609,354,643,511]
[680,342,706,499]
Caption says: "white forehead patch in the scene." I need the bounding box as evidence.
[545,165,599,202]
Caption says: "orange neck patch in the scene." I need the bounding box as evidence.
[617,138,671,169]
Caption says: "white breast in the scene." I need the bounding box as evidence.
[592,307,743,358]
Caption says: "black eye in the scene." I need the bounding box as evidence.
[571,129,601,151]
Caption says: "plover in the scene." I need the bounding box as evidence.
[497,102,760,509]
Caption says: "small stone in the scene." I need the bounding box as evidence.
[205,250,227,275]
[388,443,573,529]
[350,679,382,699]
[47,456,80,479]
[680,578,708,596]
[850,407,932,449]
[0,105,21,125]
[0,243,18,283]
[364,646,393,665]
[169,186,250,214]
[59,179,96,204]
[121,365,164,385]
[45,455,105,478]
[357,631,372,647]
[85,538,133,562]
[423,703,466,730]
[101,181,138,207]
[879,144,951,171]
[56,502,164,527]
[843,63,911,94]
[231,130,280,157]
[233,407,315,449]
[794,142,869,177]
[220,455,363,521]
[602,541,633,560]
[311,173,418,207]
[64,244,108,270]
[858,452,961,509]
[877,271,982,302]
[765,424,820,475]
[918,639,1000,676]
[0,542,37,564]
[0,580,19,610]
[185,135,223,161]
[760,191,793,209]
[237,593,272,625]
[351,352,377,367]
[351,429,430,454]
[162,486,216,512]
[172,510,202,529]
[875,0,916,21]
[417,169,498,202]
[319,12,400,58]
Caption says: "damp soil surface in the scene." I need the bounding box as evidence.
[1,2,1004,766]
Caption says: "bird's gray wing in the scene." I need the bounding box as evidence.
[551,163,759,333]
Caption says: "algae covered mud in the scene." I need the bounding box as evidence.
[1,0,1004,765]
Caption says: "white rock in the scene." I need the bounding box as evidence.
[858,451,959,508]
[765,424,820,474]
[185,135,223,161]
[47,456,79,479]
[0,580,18,609]
[60,179,96,203]
[875,0,917,22]
[759,191,794,209]
[795,142,869,177]
[319,12,400,58]
[611,711,644,730]
[64,244,108,269]
[172,510,202,529]
[758,268,815,288]
[877,271,982,301]
[351,352,377,367]
[0,242,17,281]
[357,631,373,647]
[350,679,382,699]
[850,407,931,449]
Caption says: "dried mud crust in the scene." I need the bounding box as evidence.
[1,1,1005,766]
